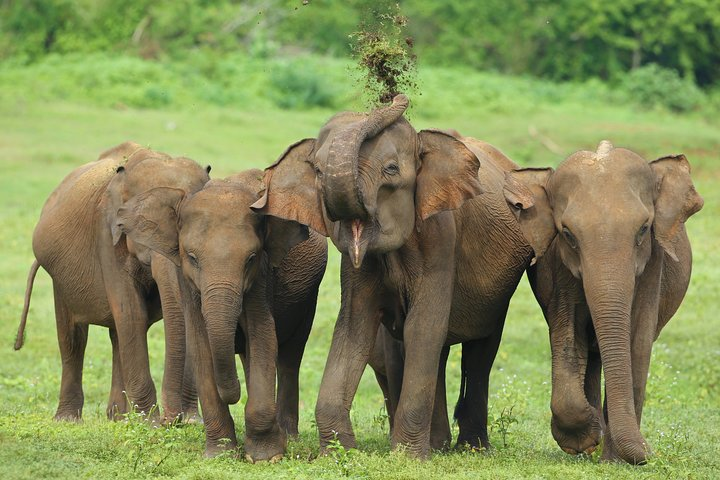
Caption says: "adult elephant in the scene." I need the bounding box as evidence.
[116,169,327,461]
[16,142,209,422]
[504,141,703,463]
[251,95,534,458]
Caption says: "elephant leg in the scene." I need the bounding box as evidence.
[276,305,314,438]
[107,328,128,420]
[241,287,286,463]
[53,287,88,421]
[181,350,200,422]
[152,256,187,423]
[383,329,404,435]
[367,327,404,436]
[549,299,601,455]
[584,349,603,427]
[391,273,452,459]
[455,330,503,450]
[316,261,383,451]
[430,345,451,451]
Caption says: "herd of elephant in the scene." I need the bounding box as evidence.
[15,94,703,465]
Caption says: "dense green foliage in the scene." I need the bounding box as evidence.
[3,0,720,88]
[0,54,719,478]
[2,52,719,115]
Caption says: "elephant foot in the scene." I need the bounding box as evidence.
[551,411,602,456]
[455,433,491,452]
[244,423,286,463]
[390,436,432,460]
[54,410,82,422]
[277,415,299,440]
[106,402,128,421]
[182,410,203,425]
[245,453,283,464]
[430,438,451,452]
[600,430,649,465]
[203,439,238,458]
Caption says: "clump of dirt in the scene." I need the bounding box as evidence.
[350,4,418,107]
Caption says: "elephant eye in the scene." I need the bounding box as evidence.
[187,252,199,268]
[383,163,400,176]
[314,166,324,179]
[562,227,578,249]
[246,252,257,265]
[636,224,649,246]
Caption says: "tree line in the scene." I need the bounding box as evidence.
[2,0,718,88]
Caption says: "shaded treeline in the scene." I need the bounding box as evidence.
[2,0,719,87]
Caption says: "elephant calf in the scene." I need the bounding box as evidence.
[117,169,327,461]
[16,142,210,422]
[505,141,703,463]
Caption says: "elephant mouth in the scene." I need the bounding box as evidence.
[333,218,375,269]
[350,219,364,268]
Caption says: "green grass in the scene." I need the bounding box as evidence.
[0,55,718,479]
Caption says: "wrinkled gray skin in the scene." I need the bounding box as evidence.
[117,170,327,461]
[367,326,452,450]
[18,142,209,422]
[504,141,703,464]
[253,95,534,458]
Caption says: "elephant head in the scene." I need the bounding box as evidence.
[115,170,308,405]
[504,141,703,463]
[251,94,482,268]
[104,145,211,258]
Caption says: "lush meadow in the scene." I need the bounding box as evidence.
[0,55,718,479]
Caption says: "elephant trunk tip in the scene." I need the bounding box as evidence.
[218,380,241,405]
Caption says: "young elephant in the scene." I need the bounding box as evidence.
[504,141,703,464]
[252,95,535,458]
[16,142,210,422]
[117,169,327,461]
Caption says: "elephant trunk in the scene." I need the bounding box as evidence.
[583,258,648,464]
[202,285,242,405]
[322,94,409,221]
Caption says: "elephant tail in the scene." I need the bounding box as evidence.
[15,259,40,350]
[453,344,468,421]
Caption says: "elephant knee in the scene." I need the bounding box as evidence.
[245,403,278,436]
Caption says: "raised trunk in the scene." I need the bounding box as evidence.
[322,94,409,221]
[583,260,648,464]
[202,286,242,405]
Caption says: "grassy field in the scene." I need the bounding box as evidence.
[0,56,718,479]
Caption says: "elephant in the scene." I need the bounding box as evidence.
[15,142,210,422]
[116,169,328,461]
[368,326,454,451]
[251,94,536,458]
[503,141,703,463]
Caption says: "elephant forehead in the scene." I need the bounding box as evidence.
[554,149,653,192]
[125,158,207,195]
[185,188,258,222]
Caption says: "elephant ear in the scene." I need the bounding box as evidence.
[503,167,556,263]
[115,187,186,266]
[416,129,483,220]
[263,218,310,268]
[106,165,128,245]
[102,143,155,245]
[250,138,327,236]
[650,154,704,261]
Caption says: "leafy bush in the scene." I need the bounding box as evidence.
[268,58,339,110]
[619,64,706,112]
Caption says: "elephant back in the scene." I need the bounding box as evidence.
[32,143,141,275]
